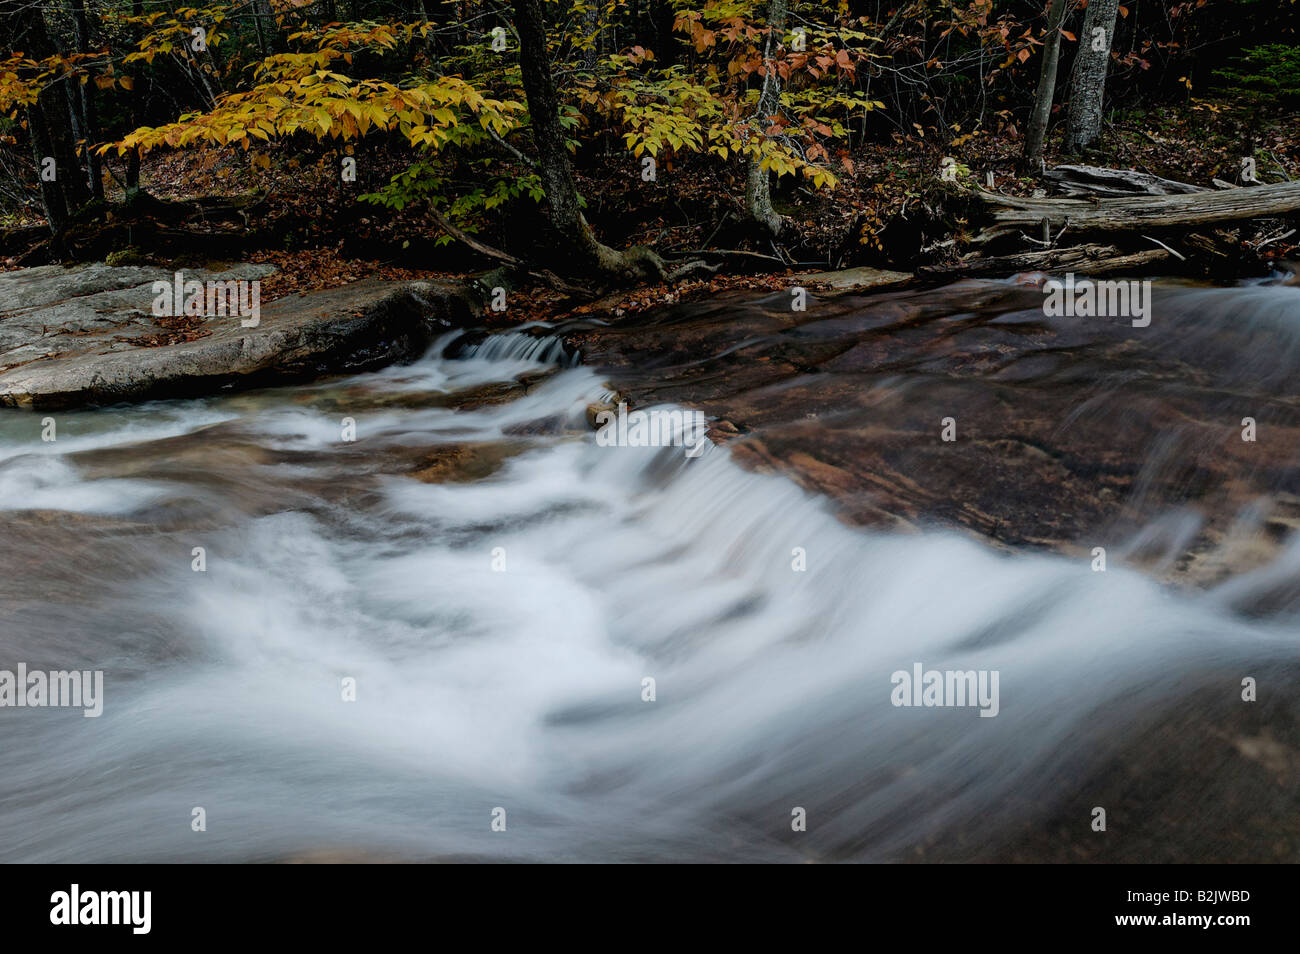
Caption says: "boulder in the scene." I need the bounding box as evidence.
[0,263,475,409]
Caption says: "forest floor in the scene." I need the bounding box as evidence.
[2,95,1298,322]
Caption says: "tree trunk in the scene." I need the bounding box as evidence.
[581,1,602,72]
[1024,0,1069,163]
[509,0,663,283]
[27,103,69,231]
[250,0,280,56]
[126,0,146,191]
[745,0,789,236]
[2,0,91,232]
[1065,0,1120,152]
[70,0,104,201]
[261,0,283,51]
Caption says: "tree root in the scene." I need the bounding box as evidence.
[427,205,593,298]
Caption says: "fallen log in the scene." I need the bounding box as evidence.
[1043,164,1210,197]
[974,180,1300,243]
[918,244,1170,280]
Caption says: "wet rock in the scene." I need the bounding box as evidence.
[564,280,1300,583]
[0,263,476,409]
[979,668,1300,863]
[585,401,617,429]
[407,441,532,483]
[797,266,913,292]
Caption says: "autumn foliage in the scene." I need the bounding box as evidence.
[1,0,1296,267]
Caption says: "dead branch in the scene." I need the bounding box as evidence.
[426,205,591,297]
[917,244,1171,280]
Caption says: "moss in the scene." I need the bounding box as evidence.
[105,246,148,267]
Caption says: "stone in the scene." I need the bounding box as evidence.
[0,263,475,409]
[796,266,913,292]
[561,279,1300,583]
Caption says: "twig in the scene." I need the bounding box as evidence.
[486,126,537,171]
[1141,234,1187,261]
[1252,228,1296,250]
[701,210,731,248]
[1266,152,1293,182]
[668,248,787,266]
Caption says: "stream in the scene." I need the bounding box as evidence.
[1,277,1297,862]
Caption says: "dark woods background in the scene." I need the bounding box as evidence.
[2,1,1297,275]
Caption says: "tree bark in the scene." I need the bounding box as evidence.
[745,0,789,236]
[69,0,104,201]
[126,0,146,191]
[919,244,1169,279]
[2,0,91,232]
[250,0,281,56]
[27,103,69,231]
[1043,164,1209,197]
[1065,0,1120,152]
[580,1,603,72]
[1024,0,1069,163]
[509,0,664,283]
[974,180,1300,242]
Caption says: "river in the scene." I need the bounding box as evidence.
[1,277,1297,862]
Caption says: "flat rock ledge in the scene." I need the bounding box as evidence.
[796,266,913,292]
[0,263,476,409]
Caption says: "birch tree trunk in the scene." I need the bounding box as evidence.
[1024,0,1070,163]
[581,1,603,72]
[126,0,145,190]
[1065,0,1120,152]
[745,0,789,236]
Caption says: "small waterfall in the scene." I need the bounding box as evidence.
[451,331,579,367]
[0,282,1295,863]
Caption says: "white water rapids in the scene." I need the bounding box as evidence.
[0,317,1296,862]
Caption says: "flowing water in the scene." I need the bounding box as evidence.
[0,280,1297,862]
